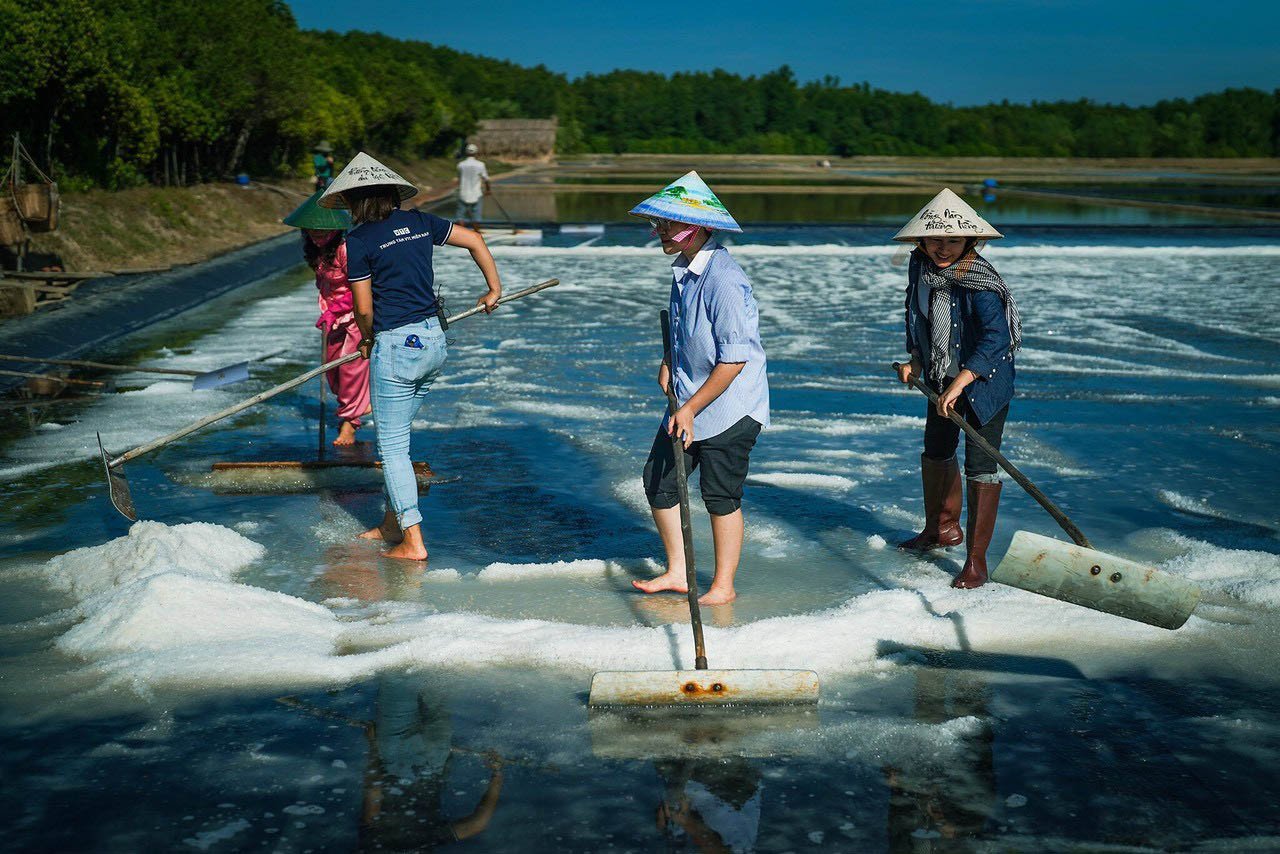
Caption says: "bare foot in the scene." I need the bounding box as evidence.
[384,541,428,561]
[333,421,357,446]
[358,511,402,544]
[632,571,689,594]
[698,586,736,606]
[358,525,401,543]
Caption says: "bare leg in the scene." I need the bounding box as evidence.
[699,510,742,605]
[333,420,358,446]
[633,505,689,594]
[359,508,403,544]
[385,523,428,561]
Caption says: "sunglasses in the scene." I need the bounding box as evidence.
[646,218,699,241]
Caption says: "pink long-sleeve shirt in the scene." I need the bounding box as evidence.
[315,242,354,331]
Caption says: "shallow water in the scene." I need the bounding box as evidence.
[433,187,1255,226]
[2,229,1279,851]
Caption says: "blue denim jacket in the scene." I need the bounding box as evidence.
[904,252,1015,426]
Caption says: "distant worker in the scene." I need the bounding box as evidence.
[628,172,769,607]
[894,188,1020,589]
[282,191,371,446]
[312,140,335,190]
[456,143,490,229]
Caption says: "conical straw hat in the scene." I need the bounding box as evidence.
[283,190,352,230]
[629,171,742,233]
[319,152,418,210]
[893,188,1002,242]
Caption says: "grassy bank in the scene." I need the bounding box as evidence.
[23,156,474,272]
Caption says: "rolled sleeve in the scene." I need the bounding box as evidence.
[961,291,1010,380]
[344,233,371,282]
[706,278,757,363]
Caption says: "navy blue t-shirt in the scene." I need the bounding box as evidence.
[345,209,454,333]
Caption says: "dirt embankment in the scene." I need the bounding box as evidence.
[24,156,468,272]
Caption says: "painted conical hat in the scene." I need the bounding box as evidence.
[893,188,1002,242]
[629,171,742,233]
[319,152,418,209]
[283,190,352,230]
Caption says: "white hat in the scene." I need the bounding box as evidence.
[464,143,479,155]
[893,188,1002,242]
[318,151,418,209]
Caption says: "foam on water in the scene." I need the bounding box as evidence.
[1156,531,1280,609]
[476,558,636,583]
[7,242,1280,702]
[747,472,859,492]
[0,285,316,479]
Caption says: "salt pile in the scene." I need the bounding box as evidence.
[28,521,1280,699]
[41,521,265,600]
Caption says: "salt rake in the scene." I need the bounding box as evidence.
[588,311,820,707]
[97,279,560,521]
[893,363,1201,630]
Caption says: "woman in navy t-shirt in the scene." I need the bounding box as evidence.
[320,153,501,560]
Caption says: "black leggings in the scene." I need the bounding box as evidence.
[922,379,1008,480]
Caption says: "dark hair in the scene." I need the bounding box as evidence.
[344,186,401,225]
[303,231,343,271]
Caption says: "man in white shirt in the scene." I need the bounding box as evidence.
[455,143,489,229]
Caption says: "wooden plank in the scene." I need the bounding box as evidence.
[2,270,111,281]
[0,281,73,295]
[0,369,106,388]
[211,459,435,476]
[202,459,449,494]
[103,266,172,275]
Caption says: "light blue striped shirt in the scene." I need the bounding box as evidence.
[666,240,770,440]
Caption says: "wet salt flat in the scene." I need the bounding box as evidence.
[2,229,1279,851]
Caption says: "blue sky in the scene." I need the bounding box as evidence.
[288,0,1275,105]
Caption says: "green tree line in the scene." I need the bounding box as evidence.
[1,0,1276,189]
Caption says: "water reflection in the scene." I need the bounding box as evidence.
[883,666,996,853]
[359,675,505,850]
[317,541,424,601]
[656,758,763,852]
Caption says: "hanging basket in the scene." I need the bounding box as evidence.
[13,182,59,232]
[0,196,25,246]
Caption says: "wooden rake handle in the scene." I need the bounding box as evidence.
[892,363,1092,549]
[663,310,708,670]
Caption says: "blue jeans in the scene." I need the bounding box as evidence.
[455,198,483,221]
[371,317,447,529]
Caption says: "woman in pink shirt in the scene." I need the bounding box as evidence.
[286,191,371,445]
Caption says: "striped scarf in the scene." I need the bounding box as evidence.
[919,251,1022,385]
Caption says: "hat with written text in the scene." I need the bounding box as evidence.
[893,188,1002,241]
[319,151,418,209]
[628,171,742,233]
[282,190,352,230]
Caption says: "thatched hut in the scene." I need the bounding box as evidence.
[468,118,557,161]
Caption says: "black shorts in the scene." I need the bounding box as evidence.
[643,416,762,516]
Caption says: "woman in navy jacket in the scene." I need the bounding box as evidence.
[893,190,1021,589]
